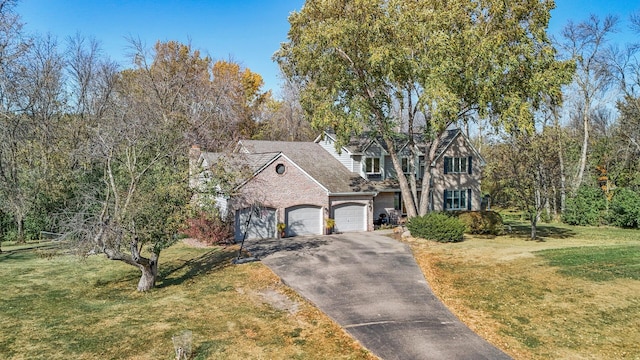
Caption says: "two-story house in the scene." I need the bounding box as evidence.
[316,128,485,221]
[190,128,484,240]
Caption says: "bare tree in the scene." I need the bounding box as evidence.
[558,15,618,191]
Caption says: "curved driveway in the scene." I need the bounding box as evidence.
[246,232,511,360]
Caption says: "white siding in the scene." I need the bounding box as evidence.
[318,136,353,172]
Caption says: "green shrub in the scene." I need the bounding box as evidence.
[563,185,606,226]
[608,188,640,228]
[407,212,465,242]
[454,211,504,235]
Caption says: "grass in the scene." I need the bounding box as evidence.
[0,241,374,360]
[404,221,640,359]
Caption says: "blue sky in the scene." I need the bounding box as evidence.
[16,1,639,97]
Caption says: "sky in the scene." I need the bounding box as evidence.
[15,1,640,98]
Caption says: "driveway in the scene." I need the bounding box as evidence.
[245,232,512,360]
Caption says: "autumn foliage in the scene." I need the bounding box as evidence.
[183,212,234,245]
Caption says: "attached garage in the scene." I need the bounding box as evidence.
[285,205,322,236]
[333,203,367,233]
[235,207,276,241]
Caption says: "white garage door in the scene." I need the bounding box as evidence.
[333,203,366,233]
[285,205,322,236]
[235,207,276,241]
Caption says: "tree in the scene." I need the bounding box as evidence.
[0,0,31,244]
[256,77,314,141]
[486,128,560,239]
[63,41,203,291]
[276,0,573,218]
[558,15,618,191]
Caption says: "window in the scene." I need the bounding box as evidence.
[275,163,286,175]
[444,156,471,174]
[444,189,470,211]
[365,157,381,174]
[401,158,411,174]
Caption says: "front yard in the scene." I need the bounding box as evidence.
[405,222,640,359]
[0,241,373,360]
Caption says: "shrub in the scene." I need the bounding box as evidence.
[407,212,465,242]
[454,211,504,235]
[183,212,234,245]
[563,185,606,226]
[608,188,640,228]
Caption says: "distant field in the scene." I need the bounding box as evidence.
[406,222,640,359]
[0,241,374,360]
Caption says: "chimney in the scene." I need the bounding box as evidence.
[188,145,202,188]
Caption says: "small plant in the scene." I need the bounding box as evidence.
[407,212,465,242]
[277,222,286,238]
[325,218,335,234]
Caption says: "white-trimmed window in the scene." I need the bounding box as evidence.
[444,189,471,211]
[444,156,471,174]
[365,157,381,174]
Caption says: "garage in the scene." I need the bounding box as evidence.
[333,203,367,233]
[285,205,322,236]
[235,207,276,241]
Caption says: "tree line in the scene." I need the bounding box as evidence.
[482,13,640,237]
[0,0,312,290]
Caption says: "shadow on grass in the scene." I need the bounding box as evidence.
[158,248,237,288]
[506,222,577,241]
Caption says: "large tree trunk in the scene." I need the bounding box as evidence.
[383,137,418,218]
[137,254,159,292]
[16,213,25,244]
[418,135,441,215]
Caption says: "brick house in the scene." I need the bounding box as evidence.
[190,128,484,240]
[190,141,376,241]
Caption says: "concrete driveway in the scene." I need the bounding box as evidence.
[245,232,512,360]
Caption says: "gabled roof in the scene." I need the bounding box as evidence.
[319,128,482,162]
[218,140,371,194]
[316,131,389,155]
[430,129,486,166]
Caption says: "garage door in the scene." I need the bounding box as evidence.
[285,205,322,236]
[333,203,366,233]
[235,207,276,241]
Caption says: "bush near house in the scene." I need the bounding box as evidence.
[182,212,234,245]
[407,212,465,243]
[451,211,504,235]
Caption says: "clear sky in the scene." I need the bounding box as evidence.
[15,1,640,98]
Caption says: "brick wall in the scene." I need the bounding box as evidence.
[231,155,329,224]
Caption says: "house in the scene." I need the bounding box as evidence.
[316,128,485,218]
[189,141,376,242]
[190,128,484,240]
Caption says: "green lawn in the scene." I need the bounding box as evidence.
[0,242,374,360]
[537,245,640,281]
[406,222,640,360]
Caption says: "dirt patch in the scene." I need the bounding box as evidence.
[255,287,300,314]
[181,238,211,248]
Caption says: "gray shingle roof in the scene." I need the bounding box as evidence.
[237,140,369,194]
